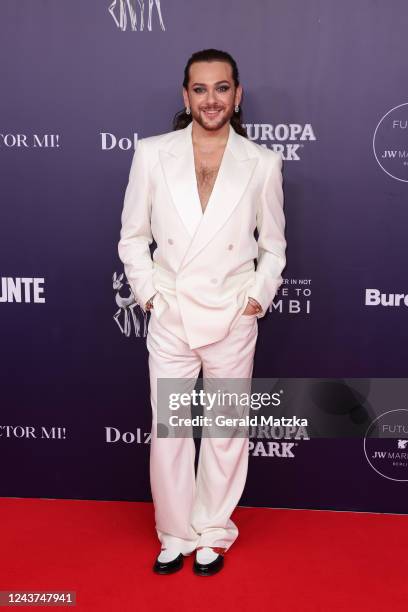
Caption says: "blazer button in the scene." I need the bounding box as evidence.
[167,238,174,245]
[227,243,234,250]
[210,278,217,284]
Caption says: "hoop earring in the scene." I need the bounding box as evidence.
[185,107,191,115]
[234,105,240,113]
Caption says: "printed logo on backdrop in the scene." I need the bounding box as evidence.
[0,277,45,303]
[245,123,316,161]
[101,132,138,151]
[277,278,311,316]
[364,409,408,481]
[249,424,309,458]
[109,0,165,31]
[0,134,59,148]
[113,271,148,337]
[365,289,408,308]
[245,382,310,458]
[106,426,151,444]
[0,426,65,440]
[373,102,408,182]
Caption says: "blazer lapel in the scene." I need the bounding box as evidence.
[159,121,259,271]
[159,122,202,239]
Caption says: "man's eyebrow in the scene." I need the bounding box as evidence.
[191,80,231,86]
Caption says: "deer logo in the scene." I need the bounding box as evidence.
[113,271,148,338]
[109,0,165,31]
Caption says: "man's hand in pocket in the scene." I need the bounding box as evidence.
[242,297,262,315]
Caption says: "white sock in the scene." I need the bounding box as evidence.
[196,547,219,564]
[157,548,181,563]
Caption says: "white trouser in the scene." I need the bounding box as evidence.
[146,308,258,555]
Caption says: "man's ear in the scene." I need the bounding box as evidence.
[235,83,243,106]
[182,87,189,109]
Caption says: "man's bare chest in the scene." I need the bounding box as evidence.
[193,146,225,214]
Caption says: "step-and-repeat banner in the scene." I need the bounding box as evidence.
[1,1,407,512]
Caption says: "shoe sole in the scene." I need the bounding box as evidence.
[153,555,184,574]
[153,566,183,575]
[193,561,224,577]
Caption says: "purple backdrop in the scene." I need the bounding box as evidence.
[1,0,408,511]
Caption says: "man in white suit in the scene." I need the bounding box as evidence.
[118,48,286,576]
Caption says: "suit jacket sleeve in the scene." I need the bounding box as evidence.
[117,139,156,311]
[248,153,287,315]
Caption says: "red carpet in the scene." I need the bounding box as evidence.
[0,498,407,611]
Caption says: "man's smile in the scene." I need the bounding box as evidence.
[201,108,224,119]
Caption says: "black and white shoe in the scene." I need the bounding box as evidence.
[153,548,184,575]
[193,547,224,576]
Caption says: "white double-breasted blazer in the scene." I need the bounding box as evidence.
[118,121,287,349]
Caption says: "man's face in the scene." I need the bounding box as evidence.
[183,60,242,132]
